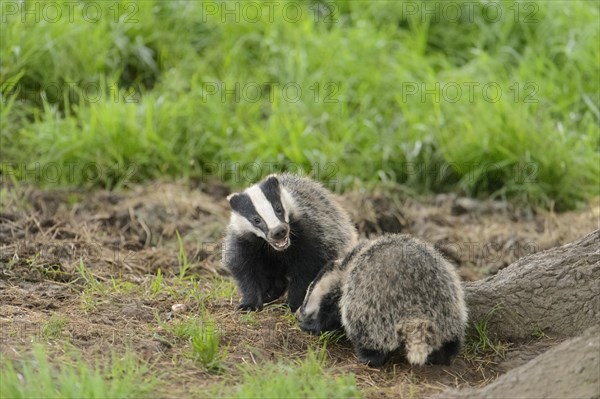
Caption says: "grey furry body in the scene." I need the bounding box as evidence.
[297,234,467,366]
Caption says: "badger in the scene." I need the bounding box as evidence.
[222,173,357,312]
[296,234,468,367]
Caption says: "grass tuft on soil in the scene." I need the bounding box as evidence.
[1,344,157,399]
[212,347,363,399]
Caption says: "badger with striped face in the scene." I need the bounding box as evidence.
[222,173,357,312]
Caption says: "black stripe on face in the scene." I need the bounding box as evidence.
[228,193,267,234]
[260,176,285,222]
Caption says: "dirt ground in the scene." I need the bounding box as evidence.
[1,179,598,398]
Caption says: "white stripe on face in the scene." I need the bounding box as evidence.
[303,269,342,318]
[246,185,281,230]
[229,212,265,238]
[280,187,297,222]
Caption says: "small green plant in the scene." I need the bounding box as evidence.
[156,313,227,372]
[531,327,546,339]
[0,344,156,398]
[81,286,97,311]
[76,260,139,310]
[77,259,103,311]
[76,259,103,291]
[190,321,227,372]
[465,305,510,358]
[171,316,204,341]
[41,315,66,339]
[318,330,346,345]
[213,347,362,398]
[239,312,259,327]
[204,276,237,302]
[110,276,138,294]
[150,269,164,298]
[176,230,189,280]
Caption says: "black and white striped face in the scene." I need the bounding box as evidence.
[296,263,343,334]
[227,175,296,251]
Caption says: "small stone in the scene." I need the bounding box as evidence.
[171,304,187,314]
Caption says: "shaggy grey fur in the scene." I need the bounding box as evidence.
[297,234,467,366]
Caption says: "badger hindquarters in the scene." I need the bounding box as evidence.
[297,234,468,367]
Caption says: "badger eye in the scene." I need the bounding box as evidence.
[253,217,261,225]
[275,205,283,215]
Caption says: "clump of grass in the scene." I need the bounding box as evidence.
[531,327,547,339]
[150,268,163,298]
[239,312,259,327]
[203,276,237,302]
[319,330,346,346]
[213,347,362,398]
[0,344,156,398]
[190,320,227,372]
[157,313,227,372]
[176,230,189,280]
[465,305,511,358]
[77,259,103,310]
[41,315,66,339]
[76,259,141,310]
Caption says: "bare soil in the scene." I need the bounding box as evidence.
[1,180,598,398]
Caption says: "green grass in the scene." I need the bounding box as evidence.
[156,313,228,372]
[239,312,259,327]
[214,347,362,398]
[76,259,141,310]
[41,315,67,339]
[319,330,347,346]
[190,320,227,373]
[150,268,164,298]
[465,305,511,358]
[176,230,189,280]
[0,344,156,399]
[1,0,598,209]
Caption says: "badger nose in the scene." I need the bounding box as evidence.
[270,225,288,240]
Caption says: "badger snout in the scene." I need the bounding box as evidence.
[268,224,290,250]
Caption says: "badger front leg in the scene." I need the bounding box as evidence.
[286,273,315,312]
[223,241,268,311]
[262,272,288,303]
[236,277,265,311]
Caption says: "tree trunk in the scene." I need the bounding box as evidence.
[465,229,599,341]
[431,325,600,399]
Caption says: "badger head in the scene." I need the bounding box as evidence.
[295,262,344,334]
[227,175,296,251]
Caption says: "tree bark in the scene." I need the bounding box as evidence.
[464,229,599,341]
[431,325,600,399]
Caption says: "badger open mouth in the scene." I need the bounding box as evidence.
[271,236,290,250]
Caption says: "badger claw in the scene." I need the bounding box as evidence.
[238,302,263,312]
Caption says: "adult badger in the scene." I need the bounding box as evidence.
[222,173,357,312]
[296,234,467,367]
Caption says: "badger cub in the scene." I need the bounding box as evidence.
[296,234,467,367]
[222,173,357,312]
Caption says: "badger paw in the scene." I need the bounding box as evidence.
[238,302,263,312]
[356,347,389,367]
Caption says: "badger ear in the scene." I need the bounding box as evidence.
[263,175,280,191]
[227,193,241,211]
